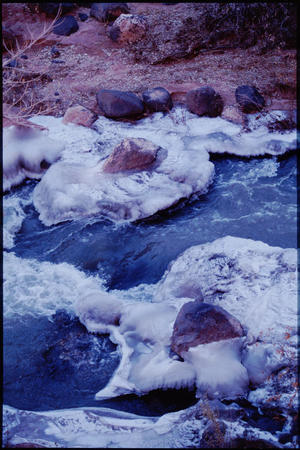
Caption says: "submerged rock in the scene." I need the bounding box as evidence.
[235,85,265,114]
[109,14,148,44]
[96,89,144,118]
[102,138,160,173]
[186,86,224,117]
[171,301,244,356]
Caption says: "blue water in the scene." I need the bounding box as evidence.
[4,151,297,413]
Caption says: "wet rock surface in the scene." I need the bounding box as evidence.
[171,301,244,356]
[102,138,160,173]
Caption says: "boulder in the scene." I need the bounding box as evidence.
[142,87,173,112]
[78,12,88,22]
[186,87,224,117]
[171,301,244,356]
[235,85,265,114]
[90,3,129,22]
[109,14,147,44]
[53,15,79,36]
[62,105,98,127]
[221,105,245,126]
[96,89,144,118]
[102,138,160,173]
[39,3,75,16]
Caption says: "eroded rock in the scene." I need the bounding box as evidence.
[109,14,148,44]
[186,87,224,117]
[171,301,244,356]
[96,89,144,118]
[102,138,160,173]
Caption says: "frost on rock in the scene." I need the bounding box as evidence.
[3,125,64,192]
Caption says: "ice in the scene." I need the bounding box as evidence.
[3,125,64,192]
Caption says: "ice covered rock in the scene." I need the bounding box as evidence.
[3,125,64,192]
[32,135,214,225]
[102,137,160,173]
[171,301,244,356]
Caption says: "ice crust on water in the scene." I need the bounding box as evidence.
[23,106,295,226]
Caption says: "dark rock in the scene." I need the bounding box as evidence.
[53,15,79,36]
[39,3,75,16]
[51,60,65,64]
[171,302,244,356]
[109,14,148,44]
[186,86,224,117]
[142,87,173,112]
[90,3,129,22]
[103,138,160,173]
[51,46,60,58]
[6,59,19,68]
[78,12,88,21]
[54,92,60,96]
[96,89,144,118]
[21,54,28,59]
[235,85,265,114]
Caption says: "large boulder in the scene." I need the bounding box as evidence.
[109,14,147,44]
[171,301,244,356]
[102,138,160,173]
[96,89,144,118]
[53,15,79,36]
[90,3,129,22]
[62,105,98,127]
[39,3,75,16]
[186,87,224,117]
[142,87,173,112]
[235,85,265,114]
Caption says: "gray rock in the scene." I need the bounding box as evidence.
[186,87,224,117]
[53,15,79,36]
[102,138,160,173]
[142,87,173,112]
[235,85,265,114]
[96,89,144,118]
[171,301,244,356]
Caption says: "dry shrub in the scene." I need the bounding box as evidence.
[2,6,62,126]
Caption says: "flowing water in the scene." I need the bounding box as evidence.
[3,111,297,417]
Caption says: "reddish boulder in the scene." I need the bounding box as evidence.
[63,104,98,127]
[171,301,244,356]
[102,138,160,173]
